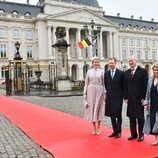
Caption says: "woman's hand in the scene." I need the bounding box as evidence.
[86,104,89,109]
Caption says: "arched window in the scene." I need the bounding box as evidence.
[25,12,31,16]
[12,10,18,14]
[0,9,5,13]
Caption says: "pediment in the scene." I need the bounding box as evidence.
[46,8,116,26]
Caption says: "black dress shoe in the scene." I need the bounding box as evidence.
[115,133,121,138]
[137,135,144,142]
[108,132,116,137]
[128,136,137,140]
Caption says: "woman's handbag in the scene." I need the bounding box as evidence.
[152,111,158,134]
[143,109,151,134]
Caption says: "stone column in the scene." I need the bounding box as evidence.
[113,31,119,59]
[77,28,82,59]
[48,26,52,58]
[52,26,57,58]
[66,27,71,59]
[21,28,26,60]
[99,31,104,59]
[8,26,13,60]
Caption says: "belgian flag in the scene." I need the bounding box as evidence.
[78,37,91,49]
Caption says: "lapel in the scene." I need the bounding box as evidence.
[131,66,140,80]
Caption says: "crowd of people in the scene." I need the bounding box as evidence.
[83,55,158,146]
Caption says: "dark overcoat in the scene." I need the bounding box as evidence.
[124,66,148,118]
[104,69,124,117]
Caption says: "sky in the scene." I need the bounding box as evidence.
[5,0,158,22]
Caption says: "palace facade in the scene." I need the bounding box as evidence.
[0,0,158,84]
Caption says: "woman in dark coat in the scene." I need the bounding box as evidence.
[143,64,158,145]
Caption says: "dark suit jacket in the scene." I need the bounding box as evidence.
[124,66,148,118]
[104,68,124,117]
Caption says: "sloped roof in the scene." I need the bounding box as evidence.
[105,15,158,29]
[0,1,42,16]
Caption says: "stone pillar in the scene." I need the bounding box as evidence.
[48,26,52,58]
[99,31,104,59]
[113,31,119,59]
[77,28,82,59]
[66,27,71,59]
[8,26,13,60]
[52,26,57,58]
[21,28,26,60]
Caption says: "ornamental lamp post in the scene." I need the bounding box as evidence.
[83,20,101,56]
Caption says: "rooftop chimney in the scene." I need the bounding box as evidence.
[131,15,134,19]
[117,13,120,17]
[151,18,154,22]
[26,0,29,5]
[139,16,143,20]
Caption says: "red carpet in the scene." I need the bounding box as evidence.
[0,96,157,158]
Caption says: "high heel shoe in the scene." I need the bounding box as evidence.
[151,141,158,146]
[92,131,96,135]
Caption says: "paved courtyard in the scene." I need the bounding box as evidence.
[0,88,130,157]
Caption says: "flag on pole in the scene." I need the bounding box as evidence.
[78,37,91,49]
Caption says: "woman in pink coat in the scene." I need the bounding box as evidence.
[83,56,105,135]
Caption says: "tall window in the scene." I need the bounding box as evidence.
[152,51,156,60]
[122,50,127,60]
[137,38,141,47]
[129,38,134,45]
[0,45,6,58]
[0,28,6,37]
[145,51,148,60]
[145,39,149,46]
[26,30,33,40]
[137,50,141,60]
[121,37,126,45]
[28,67,33,77]
[27,46,33,58]
[13,28,20,38]
[1,66,5,78]
[130,50,134,56]
[151,39,156,47]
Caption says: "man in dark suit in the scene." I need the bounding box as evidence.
[124,56,148,142]
[104,58,124,138]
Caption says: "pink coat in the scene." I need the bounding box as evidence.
[83,68,105,122]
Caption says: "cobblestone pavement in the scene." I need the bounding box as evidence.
[0,89,53,158]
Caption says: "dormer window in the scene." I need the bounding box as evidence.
[25,12,31,16]
[0,9,5,13]
[12,11,18,15]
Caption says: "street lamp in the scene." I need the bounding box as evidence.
[83,20,101,56]
[14,41,22,60]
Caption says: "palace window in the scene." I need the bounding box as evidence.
[144,39,149,46]
[129,38,134,45]
[122,50,127,60]
[27,46,33,58]
[151,39,156,47]
[121,37,126,45]
[0,45,6,58]
[13,28,20,38]
[152,51,156,60]
[28,67,33,78]
[137,50,141,60]
[137,38,141,46]
[130,50,134,56]
[25,12,31,16]
[1,66,5,78]
[0,9,5,13]
[0,28,6,37]
[26,30,33,40]
[12,11,18,14]
[145,51,148,60]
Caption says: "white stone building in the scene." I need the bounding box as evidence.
[0,0,157,84]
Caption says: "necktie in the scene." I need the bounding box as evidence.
[111,70,114,79]
[131,68,134,79]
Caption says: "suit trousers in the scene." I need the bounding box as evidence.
[110,116,122,134]
[129,117,144,137]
